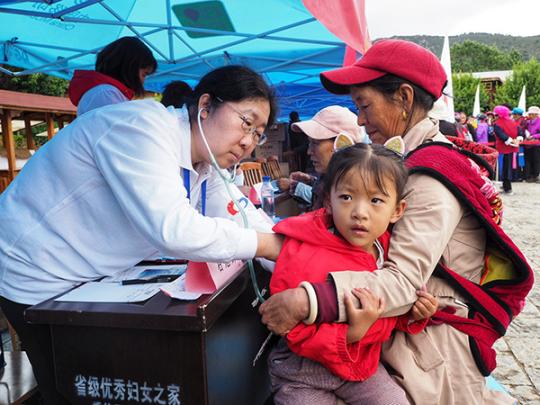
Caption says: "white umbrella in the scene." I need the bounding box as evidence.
[440,36,455,122]
[472,84,481,117]
[518,85,526,111]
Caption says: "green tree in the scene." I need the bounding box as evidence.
[494,59,540,107]
[452,73,490,115]
[451,40,524,72]
[0,64,69,97]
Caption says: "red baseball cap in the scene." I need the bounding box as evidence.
[320,39,447,99]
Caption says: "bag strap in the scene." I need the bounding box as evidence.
[433,264,510,335]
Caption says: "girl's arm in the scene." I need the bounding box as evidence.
[344,287,385,343]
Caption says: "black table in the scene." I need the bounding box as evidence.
[26,266,272,405]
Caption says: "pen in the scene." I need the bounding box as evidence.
[137,259,188,265]
[121,275,179,285]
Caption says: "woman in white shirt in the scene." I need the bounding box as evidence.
[0,65,281,405]
[68,36,157,115]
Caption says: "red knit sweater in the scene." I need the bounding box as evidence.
[494,118,519,154]
[271,209,424,381]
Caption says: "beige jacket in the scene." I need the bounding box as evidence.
[330,118,515,404]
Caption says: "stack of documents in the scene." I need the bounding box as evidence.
[55,264,201,303]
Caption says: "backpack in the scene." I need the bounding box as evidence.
[405,141,534,375]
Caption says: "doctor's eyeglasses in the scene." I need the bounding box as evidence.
[216,97,268,146]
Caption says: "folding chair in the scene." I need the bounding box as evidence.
[262,160,282,180]
[240,162,263,186]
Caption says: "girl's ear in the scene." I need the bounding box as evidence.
[389,199,407,224]
[324,197,332,215]
[197,93,212,119]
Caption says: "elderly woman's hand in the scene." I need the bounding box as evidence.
[277,177,291,192]
[290,171,314,184]
[259,287,309,335]
[288,171,313,194]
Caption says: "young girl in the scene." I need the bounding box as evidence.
[269,143,438,404]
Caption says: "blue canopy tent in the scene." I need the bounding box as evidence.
[0,0,356,119]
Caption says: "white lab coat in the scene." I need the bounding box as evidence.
[0,100,271,304]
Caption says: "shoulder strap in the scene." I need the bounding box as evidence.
[405,143,534,375]
[410,139,496,179]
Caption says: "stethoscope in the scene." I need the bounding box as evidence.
[193,107,266,304]
[197,107,239,184]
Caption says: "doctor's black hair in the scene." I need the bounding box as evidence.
[96,36,157,98]
[188,65,278,127]
[322,143,408,203]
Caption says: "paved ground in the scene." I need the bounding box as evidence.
[492,181,540,404]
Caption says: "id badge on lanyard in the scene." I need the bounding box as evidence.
[183,168,207,216]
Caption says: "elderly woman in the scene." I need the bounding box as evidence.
[278,105,366,209]
[260,40,533,404]
[524,106,540,182]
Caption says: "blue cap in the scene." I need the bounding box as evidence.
[512,107,524,116]
[263,176,271,182]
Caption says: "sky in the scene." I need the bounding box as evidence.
[366,0,540,39]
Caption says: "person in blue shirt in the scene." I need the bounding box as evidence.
[68,36,157,115]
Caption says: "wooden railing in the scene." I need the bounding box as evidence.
[0,170,19,193]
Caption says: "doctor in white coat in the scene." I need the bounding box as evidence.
[0,65,282,405]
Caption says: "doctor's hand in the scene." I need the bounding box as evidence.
[259,287,309,336]
[256,232,284,261]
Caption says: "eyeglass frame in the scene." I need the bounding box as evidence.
[215,96,268,146]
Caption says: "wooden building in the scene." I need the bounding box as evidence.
[471,70,513,104]
[0,89,76,192]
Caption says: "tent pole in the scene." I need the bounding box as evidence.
[52,0,102,19]
[166,0,175,61]
[99,2,169,61]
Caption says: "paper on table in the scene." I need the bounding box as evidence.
[55,281,168,303]
[160,274,201,301]
[102,264,187,282]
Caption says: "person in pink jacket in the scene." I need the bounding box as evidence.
[269,143,437,405]
[493,105,521,194]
